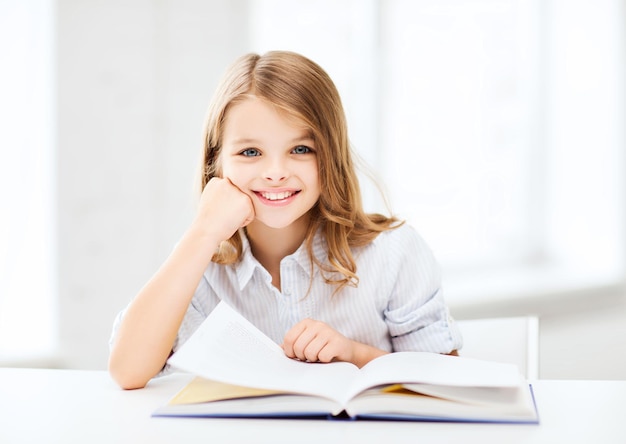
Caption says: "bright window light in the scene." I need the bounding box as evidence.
[249,0,625,305]
[379,0,542,272]
[0,0,57,362]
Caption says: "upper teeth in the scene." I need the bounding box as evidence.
[262,191,294,201]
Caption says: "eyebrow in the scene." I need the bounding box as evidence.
[230,134,315,146]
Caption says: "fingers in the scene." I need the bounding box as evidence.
[221,177,256,227]
[296,331,329,363]
[196,177,255,240]
[283,319,344,363]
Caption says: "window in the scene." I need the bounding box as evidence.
[0,0,57,362]
[249,0,625,305]
[2,0,623,364]
[379,0,541,272]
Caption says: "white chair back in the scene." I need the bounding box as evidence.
[456,316,539,379]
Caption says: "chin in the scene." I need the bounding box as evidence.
[253,212,311,231]
[255,219,298,230]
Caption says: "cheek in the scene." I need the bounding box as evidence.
[221,162,251,189]
[218,157,234,179]
[303,164,320,189]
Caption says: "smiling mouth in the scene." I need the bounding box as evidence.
[257,190,300,201]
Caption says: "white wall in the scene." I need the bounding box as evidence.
[52,0,626,379]
[55,0,248,369]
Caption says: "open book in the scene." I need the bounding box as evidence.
[153,302,539,423]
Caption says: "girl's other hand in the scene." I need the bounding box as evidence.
[194,177,255,242]
[282,319,354,365]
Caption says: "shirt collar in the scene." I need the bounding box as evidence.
[290,228,327,278]
[235,231,266,291]
[234,228,328,291]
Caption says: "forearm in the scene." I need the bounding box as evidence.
[108,226,220,389]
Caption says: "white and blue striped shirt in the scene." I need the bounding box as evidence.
[174,223,461,354]
[111,223,463,373]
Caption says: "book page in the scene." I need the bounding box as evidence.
[343,351,523,401]
[167,302,359,404]
[399,382,529,408]
[346,384,538,421]
[168,377,284,405]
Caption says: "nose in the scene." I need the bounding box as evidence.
[263,157,288,182]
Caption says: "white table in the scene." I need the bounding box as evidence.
[1,368,624,443]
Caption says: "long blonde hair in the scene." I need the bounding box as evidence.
[201,51,401,291]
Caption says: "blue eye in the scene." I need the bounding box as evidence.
[240,148,261,157]
[292,145,312,154]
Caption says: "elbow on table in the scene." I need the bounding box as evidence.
[107,355,151,390]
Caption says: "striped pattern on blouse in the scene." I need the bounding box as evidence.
[110,223,463,375]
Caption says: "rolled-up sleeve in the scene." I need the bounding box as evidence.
[383,225,463,353]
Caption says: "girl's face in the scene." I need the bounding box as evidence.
[219,96,321,232]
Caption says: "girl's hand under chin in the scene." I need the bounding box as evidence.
[194,177,255,242]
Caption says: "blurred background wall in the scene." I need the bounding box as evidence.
[1,0,625,379]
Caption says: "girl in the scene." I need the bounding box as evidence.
[108,51,462,390]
